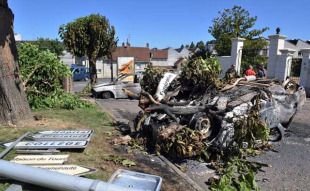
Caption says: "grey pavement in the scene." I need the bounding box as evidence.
[95,98,141,124]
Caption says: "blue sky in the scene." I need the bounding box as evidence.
[8,0,310,49]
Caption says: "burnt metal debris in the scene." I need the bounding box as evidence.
[126,57,306,159]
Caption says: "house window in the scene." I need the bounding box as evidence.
[298,51,303,57]
[136,63,141,69]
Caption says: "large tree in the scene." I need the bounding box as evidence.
[208,5,269,57]
[0,0,32,125]
[59,14,118,84]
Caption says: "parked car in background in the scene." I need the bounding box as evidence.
[71,66,90,81]
[92,73,143,99]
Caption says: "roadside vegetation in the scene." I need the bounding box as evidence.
[0,105,138,190]
[18,43,92,110]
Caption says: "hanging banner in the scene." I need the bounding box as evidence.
[118,57,135,81]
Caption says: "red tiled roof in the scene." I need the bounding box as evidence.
[150,49,168,59]
[110,46,150,61]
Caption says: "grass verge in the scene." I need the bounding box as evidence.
[0,105,134,190]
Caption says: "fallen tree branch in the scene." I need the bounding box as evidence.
[163,85,181,102]
[23,63,43,90]
[141,90,160,105]
[26,87,49,97]
[136,113,147,131]
[123,88,139,99]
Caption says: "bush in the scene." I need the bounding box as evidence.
[18,43,93,109]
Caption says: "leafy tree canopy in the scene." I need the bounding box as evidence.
[18,43,92,109]
[196,41,206,51]
[208,5,269,56]
[59,14,118,84]
[190,41,195,48]
[31,37,65,57]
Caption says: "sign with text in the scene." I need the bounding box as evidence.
[3,141,88,149]
[11,155,69,165]
[36,130,93,135]
[32,165,97,176]
[29,134,92,141]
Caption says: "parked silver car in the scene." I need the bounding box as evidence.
[92,73,142,99]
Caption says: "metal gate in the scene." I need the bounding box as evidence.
[289,58,302,84]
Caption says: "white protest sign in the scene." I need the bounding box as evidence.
[11,155,69,165]
[32,165,97,176]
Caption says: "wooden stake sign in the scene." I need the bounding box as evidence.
[11,155,69,165]
[3,141,88,149]
[32,165,97,176]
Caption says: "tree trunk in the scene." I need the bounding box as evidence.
[0,1,32,126]
[62,76,74,94]
[89,57,97,85]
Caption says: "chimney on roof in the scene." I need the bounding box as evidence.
[147,43,149,49]
[122,42,125,47]
[126,39,130,48]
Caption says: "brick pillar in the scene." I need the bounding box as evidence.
[230,37,245,75]
[267,35,286,78]
[300,48,310,96]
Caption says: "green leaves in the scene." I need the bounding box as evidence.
[179,56,223,91]
[18,43,92,110]
[211,158,261,191]
[59,14,118,84]
[102,155,137,167]
[208,5,269,56]
[59,14,118,63]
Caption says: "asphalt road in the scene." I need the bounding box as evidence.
[94,96,310,190]
[254,98,310,191]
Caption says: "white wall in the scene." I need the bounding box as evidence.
[167,47,179,66]
[217,56,231,78]
[59,50,75,67]
[152,59,167,66]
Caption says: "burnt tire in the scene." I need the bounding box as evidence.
[269,125,284,142]
[189,112,220,141]
[102,91,112,99]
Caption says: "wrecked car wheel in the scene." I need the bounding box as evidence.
[189,112,218,140]
[102,91,112,99]
[269,126,284,142]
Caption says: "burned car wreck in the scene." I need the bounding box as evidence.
[128,57,306,158]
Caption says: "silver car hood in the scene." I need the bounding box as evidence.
[94,82,116,88]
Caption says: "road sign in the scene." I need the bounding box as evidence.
[3,141,88,149]
[32,165,97,176]
[11,155,69,165]
[16,149,60,155]
[36,130,93,135]
[29,134,92,141]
